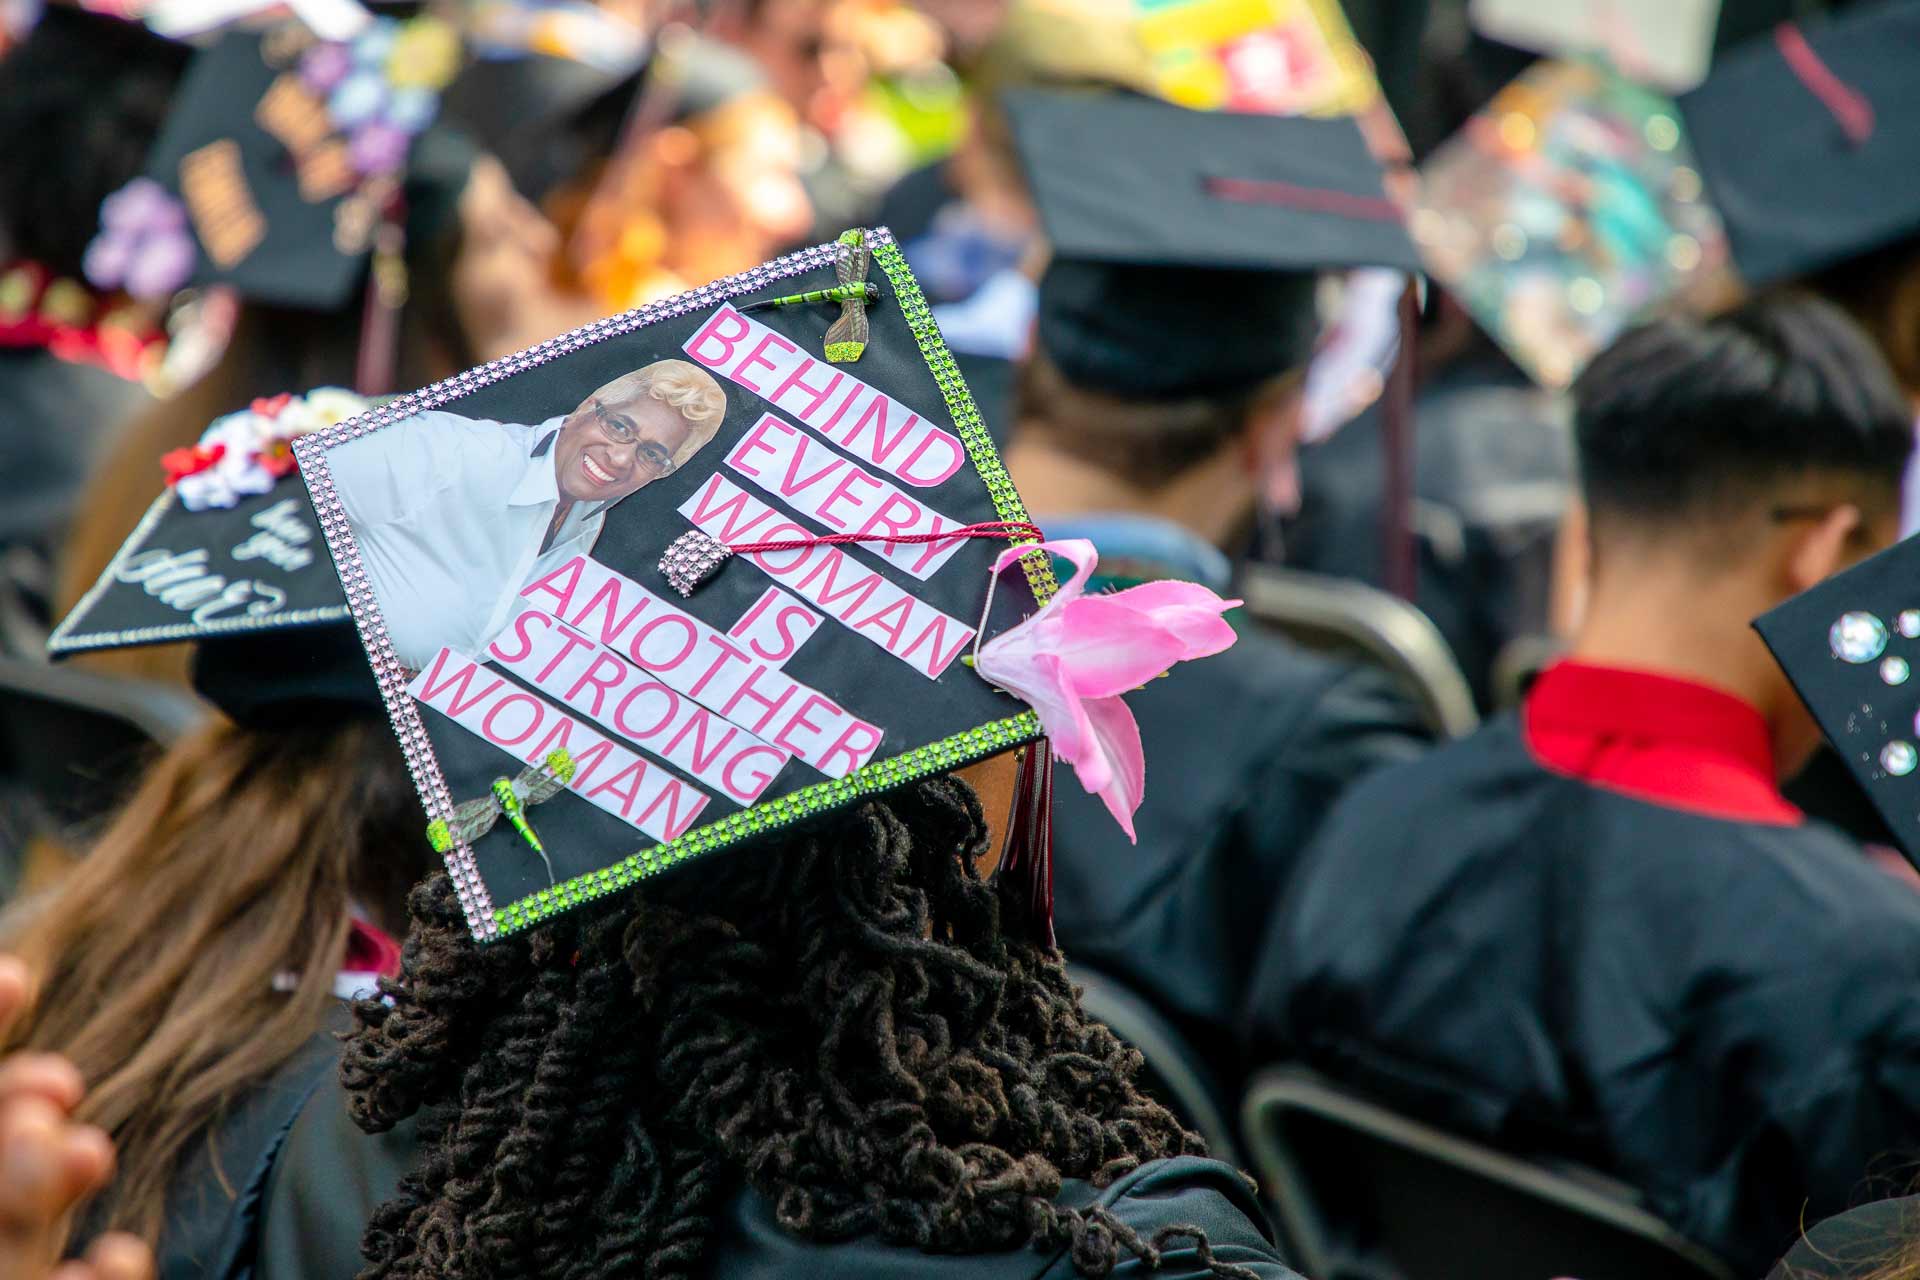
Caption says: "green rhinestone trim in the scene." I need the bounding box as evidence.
[866,237,1059,605]
[487,230,1056,939]
[490,709,1043,934]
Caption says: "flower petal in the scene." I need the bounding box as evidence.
[82,234,132,291]
[1045,595,1188,698]
[125,235,195,301]
[1104,580,1243,659]
[991,537,1097,605]
[1063,694,1145,842]
[976,649,1094,767]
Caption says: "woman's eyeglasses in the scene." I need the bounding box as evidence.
[588,398,678,475]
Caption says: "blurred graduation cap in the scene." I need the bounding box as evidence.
[1413,58,1735,389]
[48,388,379,728]
[81,16,473,318]
[293,228,1084,941]
[1678,1,1920,289]
[1130,0,1378,115]
[1757,533,1920,869]
[1003,88,1419,401]
[439,1,649,204]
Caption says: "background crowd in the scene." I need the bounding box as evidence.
[4,1,1920,1278]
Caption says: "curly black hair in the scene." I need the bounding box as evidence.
[340,774,1257,1279]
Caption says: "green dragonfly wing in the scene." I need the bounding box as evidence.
[520,769,570,806]
[835,229,866,287]
[447,797,502,845]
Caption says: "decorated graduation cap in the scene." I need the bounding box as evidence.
[81,15,471,315]
[1413,58,1734,389]
[1757,535,1920,867]
[293,229,1240,940]
[1677,1,1920,289]
[48,387,376,725]
[1003,88,1418,401]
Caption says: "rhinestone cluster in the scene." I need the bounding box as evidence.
[659,530,731,597]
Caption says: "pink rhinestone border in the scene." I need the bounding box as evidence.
[293,236,851,940]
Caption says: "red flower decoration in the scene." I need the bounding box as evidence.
[161,442,226,485]
[249,392,293,419]
[256,438,299,478]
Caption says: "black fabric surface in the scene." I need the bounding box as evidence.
[49,478,353,658]
[1003,89,1419,275]
[1051,599,1430,1088]
[252,1072,1300,1280]
[870,160,953,254]
[1036,258,1319,401]
[1758,530,1920,870]
[1680,1,1920,287]
[1243,714,1920,1276]
[0,351,149,556]
[1284,360,1573,709]
[146,31,474,310]
[77,1006,346,1280]
[190,622,383,729]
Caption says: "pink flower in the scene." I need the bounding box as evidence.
[972,538,1240,840]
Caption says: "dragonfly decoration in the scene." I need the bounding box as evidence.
[425,748,576,886]
[739,229,878,363]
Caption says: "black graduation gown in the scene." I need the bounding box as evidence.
[1285,360,1572,710]
[245,1075,1303,1280]
[0,348,147,561]
[1051,598,1430,1083]
[1241,714,1920,1276]
[72,1016,342,1280]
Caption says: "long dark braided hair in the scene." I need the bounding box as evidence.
[341,773,1257,1279]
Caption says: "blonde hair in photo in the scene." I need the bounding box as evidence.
[595,358,728,463]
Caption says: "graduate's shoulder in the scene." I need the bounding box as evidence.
[1055,1157,1302,1279]
[1174,620,1432,750]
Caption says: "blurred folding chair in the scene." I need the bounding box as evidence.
[0,657,206,899]
[1240,1066,1733,1280]
[1237,565,1479,740]
[1068,963,1243,1171]
[1490,633,1567,712]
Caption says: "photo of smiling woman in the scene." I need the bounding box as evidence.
[329,358,729,671]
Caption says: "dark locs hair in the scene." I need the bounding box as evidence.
[341,775,1257,1279]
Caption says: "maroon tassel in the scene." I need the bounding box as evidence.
[354,194,408,396]
[998,740,1056,948]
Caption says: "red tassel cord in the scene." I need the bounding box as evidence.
[997,739,1055,949]
[1775,22,1875,147]
[664,520,1047,598]
[728,520,1045,556]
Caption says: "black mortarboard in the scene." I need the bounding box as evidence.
[1758,533,1920,868]
[439,48,644,204]
[83,17,474,311]
[1679,2,1920,288]
[49,389,377,727]
[294,230,1127,941]
[1003,89,1418,400]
